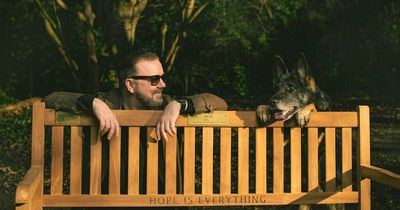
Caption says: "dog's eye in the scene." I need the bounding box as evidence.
[287,84,295,91]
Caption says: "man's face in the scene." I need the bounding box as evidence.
[131,59,166,108]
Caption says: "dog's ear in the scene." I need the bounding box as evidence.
[297,53,317,92]
[273,55,289,87]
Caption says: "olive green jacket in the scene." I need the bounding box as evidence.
[43,88,228,114]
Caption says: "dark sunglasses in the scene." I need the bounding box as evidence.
[128,74,166,86]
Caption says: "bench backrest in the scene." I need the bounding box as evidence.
[30,102,370,207]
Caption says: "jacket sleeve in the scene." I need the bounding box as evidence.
[186,93,228,114]
[43,91,86,113]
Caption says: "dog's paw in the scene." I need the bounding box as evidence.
[256,105,271,124]
[295,103,316,127]
[296,108,311,127]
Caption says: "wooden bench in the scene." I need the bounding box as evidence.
[16,102,400,209]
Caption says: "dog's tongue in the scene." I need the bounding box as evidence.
[274,109,291,120]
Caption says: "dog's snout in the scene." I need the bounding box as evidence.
[269,98,278,106]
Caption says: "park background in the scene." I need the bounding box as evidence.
[0,0,399,209]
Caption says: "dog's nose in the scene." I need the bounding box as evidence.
[269,99,277,106]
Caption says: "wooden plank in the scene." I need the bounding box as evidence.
[147,127,158,195]
[220,128,231,194]
[16,166,43,203]
[342,128,352,192]
[42,192,359,207]
[255,128,267,194]
[128,127,140,195]
[183,127,195,194]
[90,127,102,195]
[70,126,82,195]
[273,128,284,193]
[45,110,358,128]
[165,134,177,194]
[32,102,45,166]
[238,128,249,194]
[308,128,319,192]
[360,165,400,189]
[358,106,371,210]
[51,126,63,195]
[109,129,121,195]
[202,127,213,194]
[325,128,336,192]
[290,128,301,193]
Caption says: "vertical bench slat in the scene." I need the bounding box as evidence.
[342,128,352,192]
[184,127,195,194]
[290,128,301,192]
[109,130,121,195]
[238,128,249,194]
[273,128,284,193]
[90,127,102,195]
[70,126,82,195]
[32,102,45,166]
[325,128,336,191]
[202,127,213,194]
[165,134,177,194]
[147,127,158,194]
[220,128,232,194]
[255,128,267,194]
[51,126,63,195]
[128,127,140,195]
[358,106,371,209]
[308,128,319,192]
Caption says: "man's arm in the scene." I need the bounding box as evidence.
[156,93,228,141]
[44,91,120,140]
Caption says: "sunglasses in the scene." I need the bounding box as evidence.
[128,74,166,86]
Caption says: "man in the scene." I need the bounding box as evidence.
[44,52,227,197]
[45,52,227,140]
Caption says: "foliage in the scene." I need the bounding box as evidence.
[0,105,31,209]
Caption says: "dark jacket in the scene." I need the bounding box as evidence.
[43,88,228,113]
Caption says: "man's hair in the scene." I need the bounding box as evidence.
[117,52,160,89]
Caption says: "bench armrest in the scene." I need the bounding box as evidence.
[360,164,400,189]
[15,165,43,204]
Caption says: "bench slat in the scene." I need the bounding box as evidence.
[70,126,82,195]
[342,128,352,192]
[128,127,140,195]
[42,192,359,207]
[183,127,195,194]
[273,128,284,193]
[308,128,319,192]
[220,128,232,194]
[255,128,267,194]
[238,128,249,194]
[165,134,177,194]
[45,110,359,127]
[51,126,63,195]
[202,127,213,194]
[325,128,336,192]
[90,127,102,195]
[109,130,121,195]
[147,127,158,194]
[290,128,301,193]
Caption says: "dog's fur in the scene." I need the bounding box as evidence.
[257,53,330,126]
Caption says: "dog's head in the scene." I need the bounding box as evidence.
[269,53,330,121]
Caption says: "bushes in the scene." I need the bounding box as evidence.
[0,94,31,209]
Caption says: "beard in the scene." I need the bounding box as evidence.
[136,89,164,109]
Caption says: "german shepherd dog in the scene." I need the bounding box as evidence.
[256,53,330,126]
[257,54,344,210]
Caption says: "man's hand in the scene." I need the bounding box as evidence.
[156,100,181,142]
[92,98,120,140]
